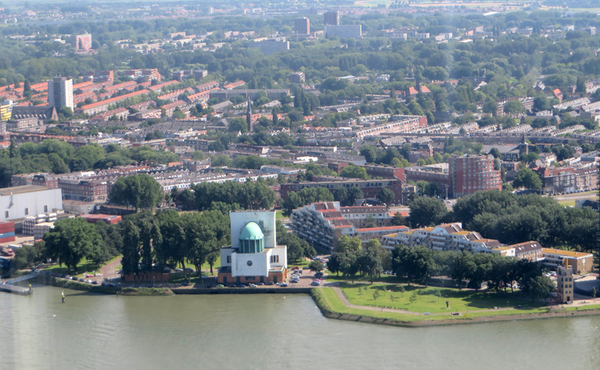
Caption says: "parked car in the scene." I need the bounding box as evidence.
[92,281,98,285]
[311,281,321,286]
[278,283,288,287]
[216,284,225,288]
[266,281,275,286]
[249,284,257,288]
[108,283,116,287]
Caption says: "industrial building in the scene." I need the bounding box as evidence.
[0,185,63,221]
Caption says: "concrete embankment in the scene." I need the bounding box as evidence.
[171,287,313,295]
[33,274,174,296]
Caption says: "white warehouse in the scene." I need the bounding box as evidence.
[0,186,63,221]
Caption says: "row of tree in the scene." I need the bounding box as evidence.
[13,217,122,272]
[325,235,554,302]
[0,139,177,188]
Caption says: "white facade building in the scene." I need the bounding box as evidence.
[48,77,74,110]
[0,185,63,221]
[218,211,288,284]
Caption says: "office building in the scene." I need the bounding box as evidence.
[48,77,74,110]
[541,248,594,274]
[294,17,310,35]
[324,11,339,26]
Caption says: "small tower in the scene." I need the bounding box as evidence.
[556,263,573,304]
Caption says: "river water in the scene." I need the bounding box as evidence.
[1,286,599,370]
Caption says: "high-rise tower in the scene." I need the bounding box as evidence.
[324,11,339,26]
[48,77,74,110]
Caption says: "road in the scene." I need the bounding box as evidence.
[551,191,597,202]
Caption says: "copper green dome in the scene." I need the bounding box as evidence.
[239,222,264,253]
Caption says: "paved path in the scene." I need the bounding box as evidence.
[96,257,122,282]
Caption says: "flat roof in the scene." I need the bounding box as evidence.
[542,248,593,258]
[0,185,55,196]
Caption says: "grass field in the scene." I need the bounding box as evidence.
[340,283,544,314]
[557,200,576,207]
[289,258,311,269]
[276,210,287,220]
[325,271,401,283]
[45,255,121,277]
[316,287,552,323]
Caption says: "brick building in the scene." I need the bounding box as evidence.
[449,154,501,198]
[281,178,411,205]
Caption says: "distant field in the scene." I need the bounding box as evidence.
[558,200,576,207]
[354,0,394,7]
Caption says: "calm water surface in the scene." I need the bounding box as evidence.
[1,286,599,370]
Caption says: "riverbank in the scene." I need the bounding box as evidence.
[310,288,600,327]
[34,274,174,296]
[28,275,600,327]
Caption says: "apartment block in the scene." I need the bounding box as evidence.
[291,201,405,252]
[381,222,543,261]
[449,154,501,198]
[48,77,74,110]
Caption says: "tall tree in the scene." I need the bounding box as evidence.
[409,196,448,227]
[44,218,103,272]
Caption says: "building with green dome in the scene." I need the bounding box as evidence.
[218,211,288,285]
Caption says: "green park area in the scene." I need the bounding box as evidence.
[44,255,122,277]
[315,286,554,323]
[557,200,576,207]
[340,283,544,314]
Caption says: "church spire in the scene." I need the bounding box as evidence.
[246,98,253,132]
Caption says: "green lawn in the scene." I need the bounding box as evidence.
[180,256,221,276]
[317,287,552,323]
[557,200,576,207]
[45,255,122,277]
[340,283,544,314]
[276,210,286,220]
[289,258,311,269]
[325,271,402,283]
